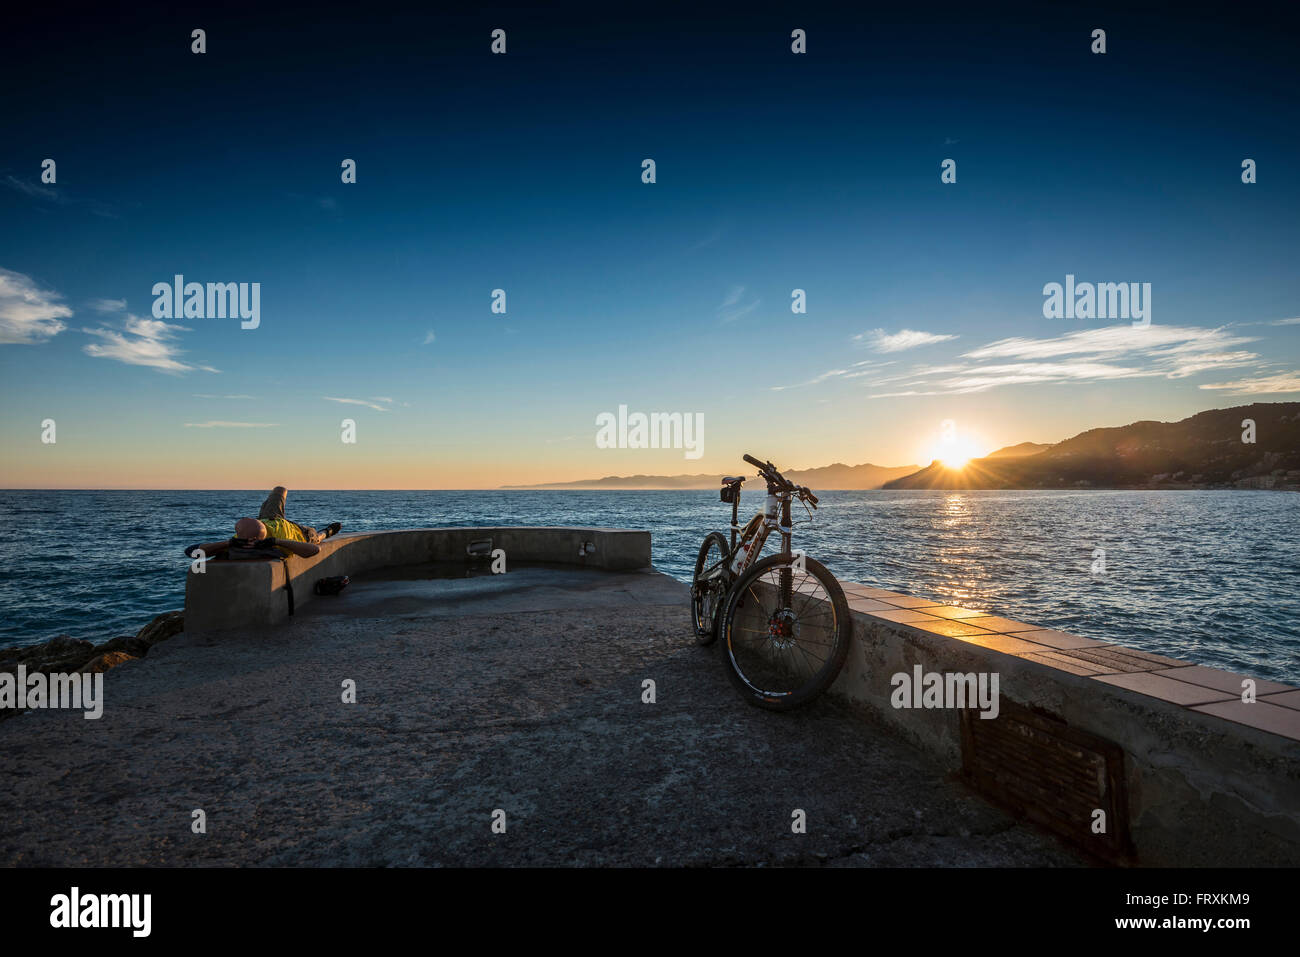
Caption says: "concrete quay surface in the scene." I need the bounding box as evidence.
[0,565,1084,867]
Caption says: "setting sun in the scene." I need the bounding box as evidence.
[927,428,988,470]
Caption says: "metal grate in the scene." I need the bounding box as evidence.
[960,698,1132,863]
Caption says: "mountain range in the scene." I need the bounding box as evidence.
[502,461,920,490]
[884,403,1300,490]
[503,403,1300,491]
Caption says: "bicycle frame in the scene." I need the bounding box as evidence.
[725,485,794,578]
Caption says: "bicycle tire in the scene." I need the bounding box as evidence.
[690,531,731,646]
[720,552,852,710]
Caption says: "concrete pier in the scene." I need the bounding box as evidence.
[4,527,1296,867]
[0,565,1081,867]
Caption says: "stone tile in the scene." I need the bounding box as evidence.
[1047,648,1142,674]
[1092,647,1190,670]
[906,619,995,638]
[917,605,990,620]
[1019,652,1113,677]
[1150,665,1292,697]
[846,598,895,612]
[1190,700,1300,741]
[881,596,944,608]
[1110,647,1193,668]
[1014,629,1109,650]
[959,615,1039,633]
[959,634,1053,656]
[842,586,907,599]
[864,608,942,624]
[1093,672,1237,706]
[1261,690,1300,711]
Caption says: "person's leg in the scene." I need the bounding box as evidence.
[257,486,288,521]
[289,522,324,544]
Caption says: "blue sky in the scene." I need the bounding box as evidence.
[2,3,1298,487]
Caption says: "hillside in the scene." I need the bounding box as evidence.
[985,442,1054,459]
[883,403,1300,490]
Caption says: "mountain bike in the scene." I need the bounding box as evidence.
[690,454,853,711]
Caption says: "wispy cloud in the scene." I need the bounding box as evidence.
[1199,372,1300,395]
[323,396,392,412]
[687,226,725,252]
[184,421,279,428]
[718,285,760,323]
[421,331,436,345]
[2,176,59,201]
[862,324,1264,398]
[855,328,959,353]
[1272,317,1300,326]
[0,267,71,345]
[88,298,126,313]
[772,360,897,391]
[2,175,120,218]
[82,314,218,374]
[285,191,341,215]
[962,324,1257,364]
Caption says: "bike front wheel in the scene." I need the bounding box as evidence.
[720,552,852,710]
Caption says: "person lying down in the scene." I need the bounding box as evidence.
[184,485,342,560]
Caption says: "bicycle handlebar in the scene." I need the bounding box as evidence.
[742,453,819,508]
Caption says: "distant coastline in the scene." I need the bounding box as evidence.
[507,402,1300,492]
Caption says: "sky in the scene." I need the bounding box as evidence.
[2,3,1298,488]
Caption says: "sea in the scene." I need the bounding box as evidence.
[0,488,1296,684]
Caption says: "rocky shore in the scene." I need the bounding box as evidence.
[0,610,184,722]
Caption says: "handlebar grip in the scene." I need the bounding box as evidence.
[805,490,819,505]
[743,453,764,469]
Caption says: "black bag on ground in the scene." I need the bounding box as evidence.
[314,575,350,596]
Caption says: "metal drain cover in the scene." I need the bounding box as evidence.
[960,698,1131,863]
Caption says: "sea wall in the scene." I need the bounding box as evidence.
[184,527,650,634]
[827,582,1300,866]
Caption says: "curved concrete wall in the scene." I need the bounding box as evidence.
[184,526,650,635]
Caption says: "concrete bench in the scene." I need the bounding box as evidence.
[184,526,650,635]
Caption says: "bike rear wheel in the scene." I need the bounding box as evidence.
[691,532,731,646]
[720,552,852,710]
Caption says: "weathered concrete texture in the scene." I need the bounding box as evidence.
[830,593,1300,866]
[185,527,651,635]
[0,567,1083,867]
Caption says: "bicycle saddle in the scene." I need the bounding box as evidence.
[721,476,745,485]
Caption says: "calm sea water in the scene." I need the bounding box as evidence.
[0,489,1296,684]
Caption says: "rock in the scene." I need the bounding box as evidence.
[96,636,151,658]
[136,611,183,647]
[78,651,138,674]
[40,653,101,674]
[45,635,94,656]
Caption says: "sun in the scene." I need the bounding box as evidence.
[927,433,985,470]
